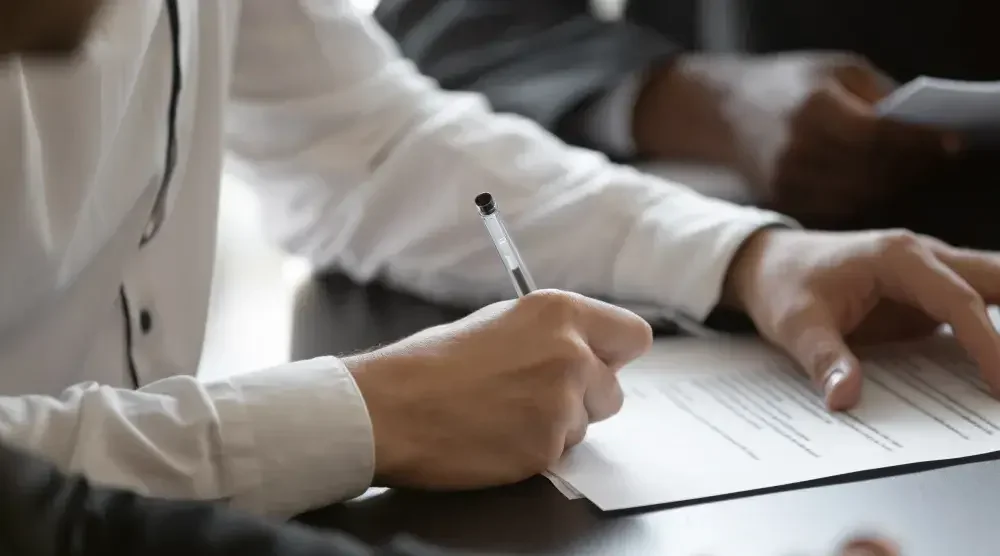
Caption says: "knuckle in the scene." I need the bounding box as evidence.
[549,334,592,372]
[953,285,985,309]
[800,85,841,120]
[526,408,573,469]
[537,434,565,469]
[876,229,923,257]
[814,51,875,77]
[835,52,875,73]
[807,84,840,106]
[522,289,578,325]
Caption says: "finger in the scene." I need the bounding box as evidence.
[831,56,897,106]
[927,241,1000,304]
[876,237,1000,394]
[564,393,589,449]
[583,361,624,423]
[552,331,624,424]
[813,82,955,157]
[832,59,895,103]
[574,295,654,369]
[838,537,899,556]
[767,298,864,411]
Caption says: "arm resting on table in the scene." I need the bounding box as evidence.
[0,358,373,519]
[227,1,791,324]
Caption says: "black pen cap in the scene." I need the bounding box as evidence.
[475,192,496,216]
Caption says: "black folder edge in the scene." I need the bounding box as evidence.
[596,449,1000,516]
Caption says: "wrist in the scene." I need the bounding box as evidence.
[343,351,417,487]
[720,227,785,313]
[632,54,741,166]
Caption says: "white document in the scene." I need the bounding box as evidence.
[877,76,1000,143]
[549,335,1000,511]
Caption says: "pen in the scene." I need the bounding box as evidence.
[475,192,536,297]
[474,192,721,338]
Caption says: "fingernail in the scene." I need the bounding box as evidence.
[823,362,849,398]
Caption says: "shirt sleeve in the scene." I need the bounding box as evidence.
[0,357,374,519]
[226,0,794,324]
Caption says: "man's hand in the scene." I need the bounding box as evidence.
[724,227,1000,411]
[346,290,652,489]
[634,53,957,227]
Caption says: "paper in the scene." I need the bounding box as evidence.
[877,76,1000,144]
[549,335,1000,510]
[543,472,583,500]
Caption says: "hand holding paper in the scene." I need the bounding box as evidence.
[878,76,1000,147]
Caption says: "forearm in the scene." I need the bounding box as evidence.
[0,358,374,519]
[228,1,792,321]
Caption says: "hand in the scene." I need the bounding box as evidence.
[346,290,652,489]
[634,53,958,227]
[0,0,105,57]
[725,227,1000,410]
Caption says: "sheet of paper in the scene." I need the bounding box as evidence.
[877,76,1000,144]
[549,335,1000,511]
[543,472,583,500]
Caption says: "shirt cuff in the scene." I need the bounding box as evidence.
[577,72,645,158]
[209,357,374,518]
[612,190,799,322]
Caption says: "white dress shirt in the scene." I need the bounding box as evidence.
[0,0,788,519]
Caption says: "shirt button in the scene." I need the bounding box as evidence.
[139,310,153,334]
[142,220,158,241]
[140,173,164,246]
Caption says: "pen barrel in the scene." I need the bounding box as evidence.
[481,212,536,297]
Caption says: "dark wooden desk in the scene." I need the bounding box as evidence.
[292,274,1000,555]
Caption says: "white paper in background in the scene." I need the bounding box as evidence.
[549,335,1000,511]
[877,76,1000,143]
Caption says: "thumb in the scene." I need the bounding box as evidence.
[771,305,864,411]
[831,61,894,105]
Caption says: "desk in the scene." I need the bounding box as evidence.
[291,274,1000,556]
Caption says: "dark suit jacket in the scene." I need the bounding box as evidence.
[376,0,999,140]
[0,441,444,556]
[376,0,1000,250]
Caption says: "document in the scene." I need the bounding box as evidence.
[877,76,1000,145]
[548,335,1000,511]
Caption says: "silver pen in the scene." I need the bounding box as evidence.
[475,192,536,297]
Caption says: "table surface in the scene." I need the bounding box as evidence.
[291,274,1000,556]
